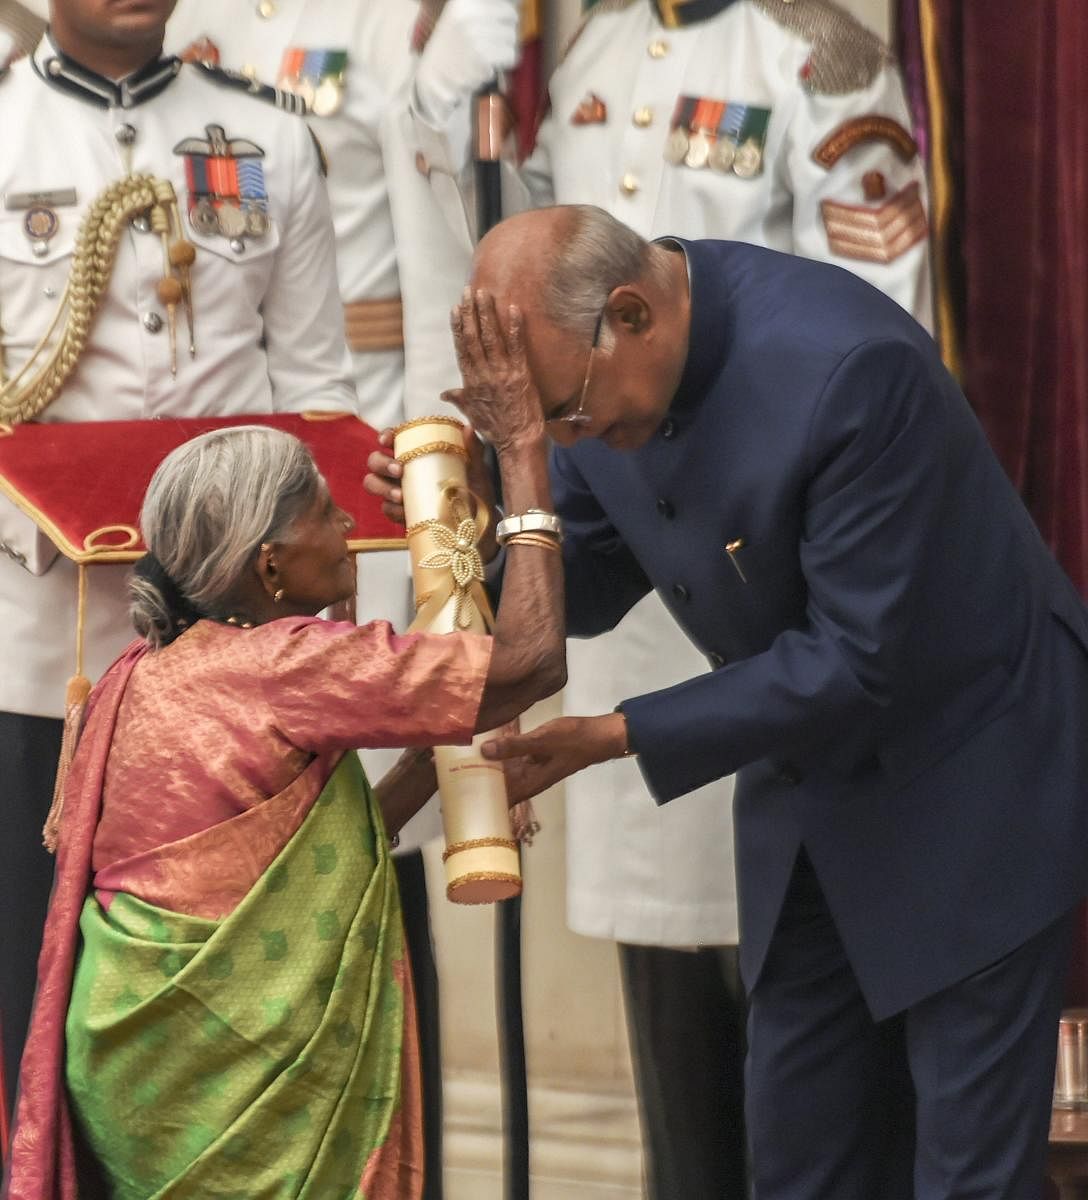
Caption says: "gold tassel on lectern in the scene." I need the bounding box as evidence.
[42,563,92,853]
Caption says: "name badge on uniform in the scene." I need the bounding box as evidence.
[173,125,270,249]
[5,188,78,257]
[277,48,348,116]
[664,96,771,179]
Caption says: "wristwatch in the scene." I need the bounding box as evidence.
[494,508,563,546]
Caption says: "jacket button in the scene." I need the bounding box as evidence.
[142,311,163,333]
[708,652,726,669]
[672,582,690,603]
[661,417,677,439]
[656,497,675,519]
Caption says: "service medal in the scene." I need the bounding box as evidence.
[708,137,737,173]
[664,126,690,164]
[190,197,220,236]
[216,200,247,238]
[312,76,343,117]
[733,137,764,178]
[684,128,711,170]
[244,206,270,237]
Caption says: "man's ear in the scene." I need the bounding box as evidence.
[608,285,652,335]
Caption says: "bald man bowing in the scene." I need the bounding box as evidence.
[368,203,1088,1200]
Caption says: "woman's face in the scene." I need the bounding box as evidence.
[270,482,356,615]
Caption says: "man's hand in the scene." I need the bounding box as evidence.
[485,713,632,804]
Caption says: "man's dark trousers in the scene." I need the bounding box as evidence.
[747,851,1073,1200]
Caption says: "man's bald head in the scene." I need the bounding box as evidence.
[472,205,668,344]
[464,206,691,452]
[472,207,579,314]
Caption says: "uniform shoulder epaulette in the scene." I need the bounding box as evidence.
[559,0,638,67]
[752,0,892,95]
[190,60,308,116]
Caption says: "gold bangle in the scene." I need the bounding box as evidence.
[505,531,561,552]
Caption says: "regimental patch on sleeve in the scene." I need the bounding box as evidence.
[191,60,308,116]
[752,0,891,95]
[820,180,928,264]
[812,115,918,168]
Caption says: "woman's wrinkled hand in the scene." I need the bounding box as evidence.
[364,423,499,559]
[445,289,545,453]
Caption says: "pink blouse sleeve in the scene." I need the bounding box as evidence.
[258,617,493,753]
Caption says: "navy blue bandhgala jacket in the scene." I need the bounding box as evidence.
[552,238,1088,1020]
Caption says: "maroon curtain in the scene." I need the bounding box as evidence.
[907,0,1088,1001]
[921,0,1088,593]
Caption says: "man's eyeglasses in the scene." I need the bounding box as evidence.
[547,308,606,427]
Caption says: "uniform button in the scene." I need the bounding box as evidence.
[672,582,690,603]
[43,286,56,298]
[114,123,137,146]
[142,311,163,333]
[620,172,639,196]
[661,416,677,439]
[633,107,653,128]
[242,63,259,79]
[708,652,726,669]
[656,497,675,519]
[648,39,669,58]
[31,240,48,258]
[46,58,62,76]
[229,237,246,254]
[257,0,277,15]
[132,215,151,233]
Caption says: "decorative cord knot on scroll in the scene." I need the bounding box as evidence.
[407,484,494,633]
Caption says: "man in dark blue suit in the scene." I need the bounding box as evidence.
[367,204,1088,1198]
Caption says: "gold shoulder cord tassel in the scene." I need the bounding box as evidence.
[42,563,92,853]
[0,174,197,424]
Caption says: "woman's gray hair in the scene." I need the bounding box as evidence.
[131,425,321,648]
[541,206,671,345]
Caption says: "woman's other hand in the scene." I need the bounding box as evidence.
[364,423,498,559]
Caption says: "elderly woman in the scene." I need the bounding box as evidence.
[7,300,562,1199]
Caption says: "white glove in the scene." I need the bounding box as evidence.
[414,0,520,126]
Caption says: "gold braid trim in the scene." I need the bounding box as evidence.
[0,175,186,425]
[442,836,518,862]
[395,440,469,465]
[393,414,466,435]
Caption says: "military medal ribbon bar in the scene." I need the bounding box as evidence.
[664,95,771,178]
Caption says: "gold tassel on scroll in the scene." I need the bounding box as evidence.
[394,416,522,905]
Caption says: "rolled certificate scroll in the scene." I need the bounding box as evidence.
[393,416,522,904]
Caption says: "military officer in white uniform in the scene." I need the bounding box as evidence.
[410,1,932,1195]
[0,0,355,1125]
[160,5,515,1191]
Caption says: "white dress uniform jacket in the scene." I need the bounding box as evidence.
[166,0,467,431]
[412,0,933,948]
[0,37,355,720]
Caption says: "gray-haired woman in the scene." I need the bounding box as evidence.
[8,301,562,1200]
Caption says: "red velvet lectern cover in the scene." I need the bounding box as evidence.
[0,413,405,562]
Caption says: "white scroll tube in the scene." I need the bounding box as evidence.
[393,416,521,904]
